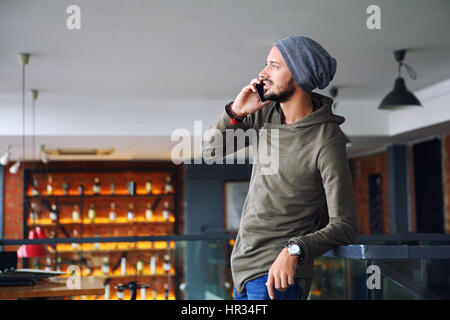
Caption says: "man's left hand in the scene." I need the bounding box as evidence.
[265,248,298,300]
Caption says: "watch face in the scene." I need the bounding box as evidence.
[288,244,300,255]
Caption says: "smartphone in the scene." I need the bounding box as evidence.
[255,82,267,102]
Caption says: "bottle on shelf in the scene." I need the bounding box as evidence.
[164,176,173,194]
[140,286,147,300]
[109,202,117,222]
[72,204,80,222]
[127,203,134,222]
[150,256,157,275]
[117,286,124,300]
[31,178,39,196]
[62,180,70,195]
[88,204,96,223]
[163,201,170,221]
[72,229,79,250]
[163,254,171,274]
[78,184,84,195]
[110,182,115,195]
[164,283,169,300]
[45,257,52,272]
[152,288,157,300]
[136,259,144,276]
[120,257,127,276]
[94,233,100,250]
[127,181,136,196]
[49,204,58,224]
[29,202,37,223]
[145,203,153,221]
[102,257,110,275]
[145,179,153,195]
[47,175,53,195]
[93,177,101,195]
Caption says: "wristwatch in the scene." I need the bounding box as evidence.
[286,242,305,264]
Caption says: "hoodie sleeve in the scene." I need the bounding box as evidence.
[202,105,259,163]
[288,138,359,262]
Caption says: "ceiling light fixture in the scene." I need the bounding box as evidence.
[378,49,422,110]
[0,145,11,166]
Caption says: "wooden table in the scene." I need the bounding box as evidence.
[0,276,106,299]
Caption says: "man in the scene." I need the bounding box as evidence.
[202,36,359,300]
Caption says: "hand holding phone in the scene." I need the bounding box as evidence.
[255,81,267,103]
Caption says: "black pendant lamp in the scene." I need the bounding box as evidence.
[378,49,422,110]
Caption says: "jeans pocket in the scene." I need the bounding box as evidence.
[280,279,302,300]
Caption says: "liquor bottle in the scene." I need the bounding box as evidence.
[136,259,144,276]
[45,257,52,272]
[120,257,127,276]
[62,181,69,195]
[140,286,147,300]
[72,204,80,222]
[49,204,58,223]
[47,175,53,195]
[102,257,110,275]
[145,203,153,221]
[78,184,84,195]
[150,256,156,275]
[164,176,173,194]
[94,233,100,250]
[163,201,170,221]
[93,177,101,195]
[72,229,79,250]
[110,182,115,195]
[152,289,157,300]
[31,178,39,196]
[105,282,111,300]
[127,181,136,196]
[88,204,96,223]
[109,202,116,222]
[117,287,124,300]
[164,283,169,300]
[29,202,37,223]
[145,179,153,195]
[163,254,171,274]
[127,203,134,221]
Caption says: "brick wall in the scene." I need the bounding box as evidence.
[350,151,389,235]
[3,163,24,252]
[350,133,450,235]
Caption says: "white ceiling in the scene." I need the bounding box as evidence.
[0,0,450,161]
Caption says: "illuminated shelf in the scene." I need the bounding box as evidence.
[26,193,174,199]
[28,221,175,228]
[54,248,173,255]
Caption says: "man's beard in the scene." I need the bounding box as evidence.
[264,78,296,103]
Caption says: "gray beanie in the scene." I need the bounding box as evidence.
[274,36,336,94]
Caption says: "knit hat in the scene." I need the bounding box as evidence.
[274,36,336,94]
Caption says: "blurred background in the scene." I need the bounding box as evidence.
[0,0,449,300]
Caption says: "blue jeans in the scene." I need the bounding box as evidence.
[233,274,303,300]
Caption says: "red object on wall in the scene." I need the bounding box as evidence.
[17,228,48,258]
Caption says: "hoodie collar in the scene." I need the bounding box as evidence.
[272,92,345,129]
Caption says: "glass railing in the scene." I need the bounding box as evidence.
[1,235,450,300]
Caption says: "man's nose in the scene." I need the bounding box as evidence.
[259,67,269,80]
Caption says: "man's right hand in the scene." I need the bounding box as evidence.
[231,78,266,118]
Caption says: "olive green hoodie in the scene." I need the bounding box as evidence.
[202,92,359,295]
